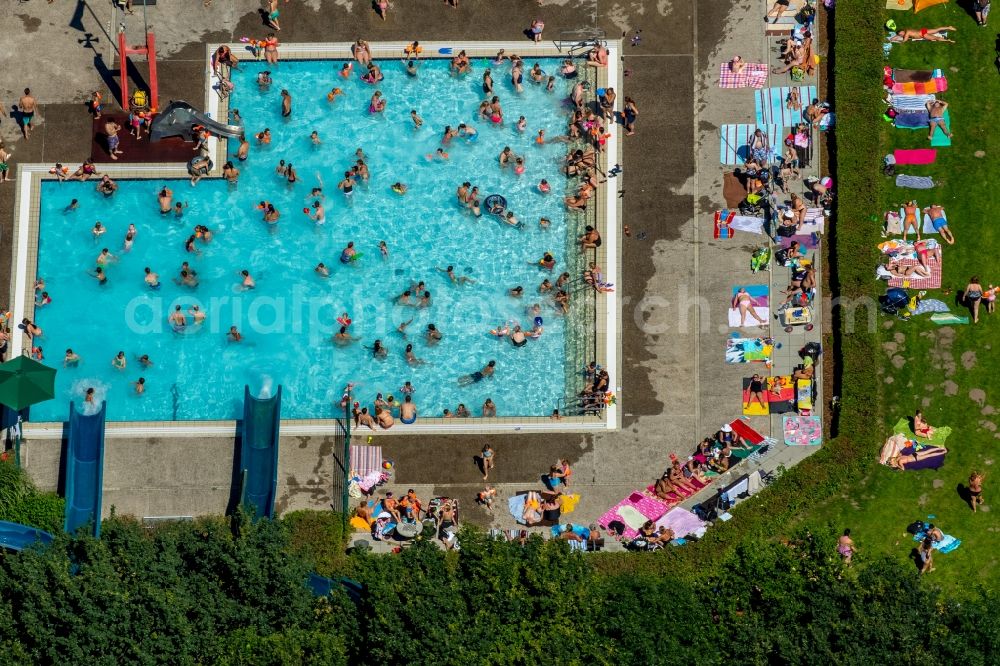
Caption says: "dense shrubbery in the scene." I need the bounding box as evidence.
[0,459,64,534]
[1,518,999,663]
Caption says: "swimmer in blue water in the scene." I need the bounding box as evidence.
[405,343,427,366]
[333,326,360,345]
[369,339,389,359]
[458,360,496,386]
[458,123,478,141]
[438,265,475,285]
[168,305,187,331]
[425,324,442,345]
[340,241,357,263]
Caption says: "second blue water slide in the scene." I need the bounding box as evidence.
[240,385,281,520]
[0,521,54,552]
[63,400,107,538]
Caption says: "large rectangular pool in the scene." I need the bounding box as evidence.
[27,55,593,422]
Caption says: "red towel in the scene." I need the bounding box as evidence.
[729,418,765,445]
[893,148,937,165]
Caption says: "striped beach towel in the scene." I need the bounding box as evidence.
[719,62,769,89]
[798,208,825,235]
[890,93,935,112]
[891,77,947,95]
[754,86,817,126]
[349,444,383,477]
[719,124,781,164]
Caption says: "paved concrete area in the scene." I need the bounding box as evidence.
[7,0,828,538]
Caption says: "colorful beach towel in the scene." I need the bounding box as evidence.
[728,285,770,328]
[930,312,969,325]
[719,124,781,164]
[894,148,937,165]
[728,418,767,446]
[598,492,673,540]
[725,337,774,364]
[891,77,947,95]
[896,174,935,189]
[654,507,708,540]
[890,93,936,111]
[754,85,817,127]
[783,415,823,445]
[887,256,943,289]
[743,375,795,416]
[914,0,949,12]
[930,109,951,147]
[719,62,769,89]
[913,531,961,554]
[349,444,383,477]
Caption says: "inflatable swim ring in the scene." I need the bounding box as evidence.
[483,194,507,214]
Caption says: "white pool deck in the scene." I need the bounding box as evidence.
[10,40,622,438]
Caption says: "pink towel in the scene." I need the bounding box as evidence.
[893,148,937,165]
[719,62,769,89]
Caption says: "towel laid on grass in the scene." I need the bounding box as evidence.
[922,209,946,234]
[896,174,935,189]
[891,77,947,95]
[719,62,769,89]
[895,110,930,129]
[886,0,913,9]
[894,148,937,165]
[887,256,943,289]
[891,68,939,83]
[931,312,969,325]
[913,531,961,554]
[890,93,936,111]
[910,298,950,315]
[893,416,952,446]
[930,109,951,147]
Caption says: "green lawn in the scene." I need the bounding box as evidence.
[797,4,1000,593]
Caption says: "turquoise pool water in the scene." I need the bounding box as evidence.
[31,57,585,422]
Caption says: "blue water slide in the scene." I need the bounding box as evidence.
[240,385,282,520]
[0,521,54,551]
[63,401,107,538]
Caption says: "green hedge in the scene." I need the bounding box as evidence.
[0,460,64,534]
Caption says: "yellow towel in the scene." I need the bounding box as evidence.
[349,516,372,531]
[558,493,581,514]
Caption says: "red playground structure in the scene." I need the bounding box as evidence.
[118,27,159,112]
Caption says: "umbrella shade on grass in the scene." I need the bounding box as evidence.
[0,356,57,412]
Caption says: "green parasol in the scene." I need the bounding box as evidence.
[0,356,57,411]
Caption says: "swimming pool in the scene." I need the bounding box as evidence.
[26,54,597,423]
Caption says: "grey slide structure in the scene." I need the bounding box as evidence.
[149,100,244,142]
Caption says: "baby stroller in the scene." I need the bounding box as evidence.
[738,192,767,217]
[879,287,910,319]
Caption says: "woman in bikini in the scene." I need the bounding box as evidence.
[913,410,936,439]
[353,40,372,68]
[263,33,279,65]
[901,201,919,241]
[969,471,985,512]
[732,287,767,326]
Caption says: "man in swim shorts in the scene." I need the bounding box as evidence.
[923,204,955,245]
[104,119,124,160]
[18,88,36,141]
[400,395,417,424]
[926,100,952,141]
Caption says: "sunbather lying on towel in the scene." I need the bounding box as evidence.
[902,200,919,240]
[521,491,543,525]
[914,410,936,439]
[889,27,957,43]
[732,287,767,326]
[926,100,952,141]
[877,258,932,280]
[668,460,698,494]
[923,205,954,244]
[654,473,680,501]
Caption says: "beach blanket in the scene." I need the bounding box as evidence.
[729,214,766,234]
[890,93,936,111]
[728,418,767,446]
[726,337,774,364]
[350,444,384,477]
[880,433,948,470]
[896,174,935,189]
[645,477,707,504]
[818,112,835,130]
[930,109,951,147]
[714,209,735,239]
[780,233,820,250]
[892,68,939,83]
[718,62,769,89]
[894,148,937,165]
[895,109,930,129]
[892,77,947,95]
[910,298,950,315]
[655,507,708,540]
[887,256,943,289]
[728,285,770,328]
[922,209,946,234]
[754,85,817,127]
[913,531,961,554]
[723,172,747,208]
[598,492,673,540]
[719,124,781,164]
[783,415,823,445]
[930,312,969,325]
[914,0,949,12]
[798,208,825,235]
[743,375,796,416]
[884,211,904,235]
[893,416,952,446]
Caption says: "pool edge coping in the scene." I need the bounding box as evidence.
[9,40,622,437]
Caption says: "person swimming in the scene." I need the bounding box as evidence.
[340,241,357,263]
[458,360,496,386]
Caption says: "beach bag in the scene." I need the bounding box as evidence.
[907,520,927,535]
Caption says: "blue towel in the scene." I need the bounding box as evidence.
[719,124,781,165]
[754,86,817,127]
[896,174,935,189]
[914,531,961,553]
[911,298,950,315]
[895,110,929,129]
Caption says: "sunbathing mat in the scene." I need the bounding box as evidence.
[895,110,930,129]
[783,415,823,445]
[719,124,781,165]
[723,172,747,208]
[780,233,820,250]
[913,530,961,553]
[644,477,707,504]
[922,210,946,234]
[754,85,817,127]
[714,209,735,239]
[887,256,943,289]
[743,376,795,415]
[725,337,773,364]
[798,208,825,234]
[886,0,913,8]
[896,174,935,189]
[655,507,708,540]
[718,62,769,89]
[931,312,969,325]
[728,285,770,328]
[890,93,936,111]
[891,68,939,83]
[729,417,766,446]
[598,492,673,539]
[893,416,953,446]
[891,77,947,95]
[894,148,937,165]
[930,109,952,147]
